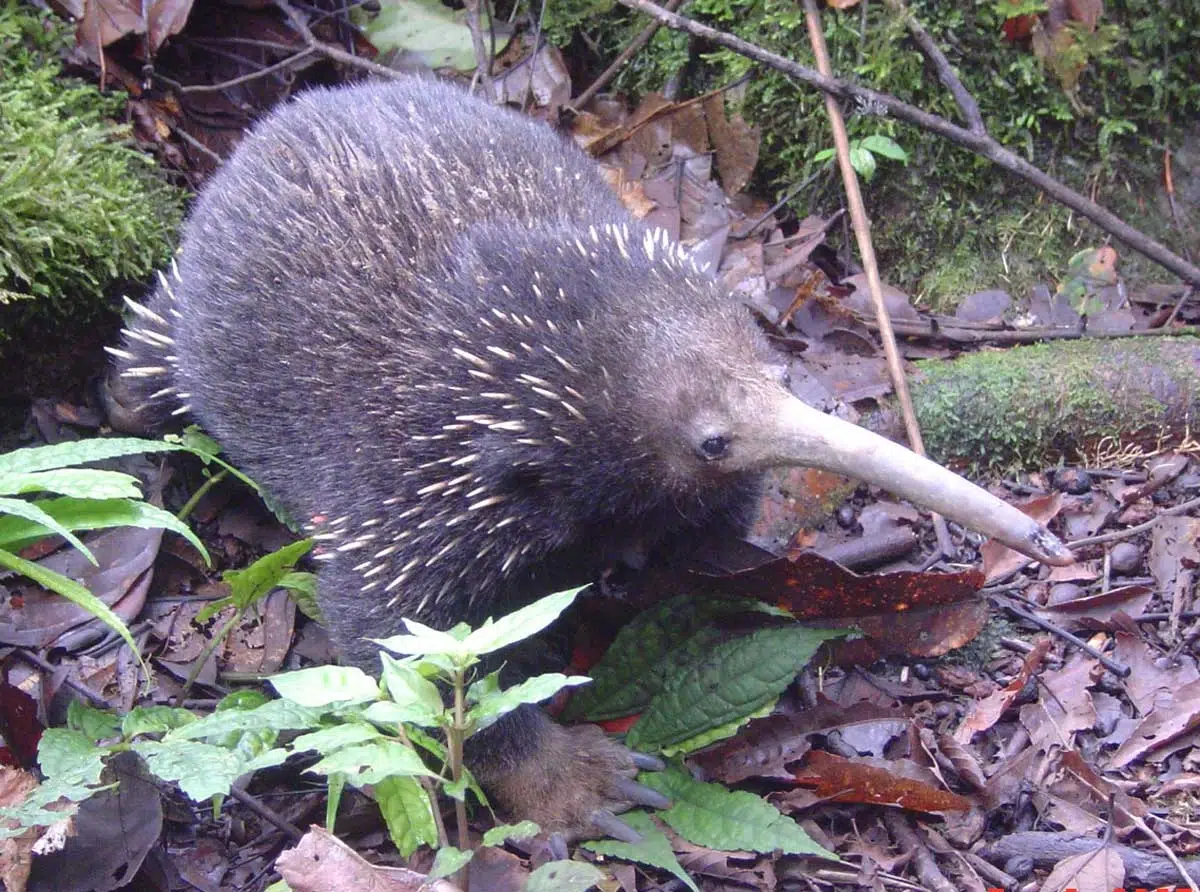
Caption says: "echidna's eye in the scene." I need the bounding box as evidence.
[699,435,729,460]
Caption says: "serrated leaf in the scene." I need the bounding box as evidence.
[133,739,257,802]
[291,722,382,755]
[307,740,438,785]
[0,497,209,565]
[225,539,313,610]
[166,698,324,741]
[461,587,583,656]
[468,672,590,731]
[0,438,182,474]
[626,624,844,751]
[429,846,473,879]
[38,729,105,784]
[122,706,198,738]
[525,861,606,892]
[859,134,908,161]
[375,774,439,857]
[661,699,775,758]
[585,811,698,892]
[270,665,380,707]
[67,701,120,742]
[642,765,835,856]
[0,498,93,561]
[482,821,540,846]
[278,571,320,620]
[0,468,142,500]
[565,597,766,722]
[0,548,147,677]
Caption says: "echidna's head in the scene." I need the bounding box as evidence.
[442,220,1071,566]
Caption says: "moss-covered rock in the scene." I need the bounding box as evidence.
[0,1,185,335]
[911,337,1200,472]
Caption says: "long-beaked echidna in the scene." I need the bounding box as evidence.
[109,77,1071,837]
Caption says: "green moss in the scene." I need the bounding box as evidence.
[547,0,1200,303]
[0,1,185,332]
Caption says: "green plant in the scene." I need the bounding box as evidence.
[6,581,847,885]
[0,1,184,323]
[813,134,908,182]
[0,438,210,676]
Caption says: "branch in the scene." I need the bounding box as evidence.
[612,0,1200,288]
[881,0,984,134]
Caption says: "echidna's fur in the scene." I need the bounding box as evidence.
[111,78,776,668]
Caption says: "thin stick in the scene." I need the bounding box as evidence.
[800,0,952,558]
[571,0,687,111]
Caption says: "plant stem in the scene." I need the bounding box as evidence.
[177,468,228,522]
[451,669,471,892]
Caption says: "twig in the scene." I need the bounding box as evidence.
[1164,286,1196,328]
[571,0,688,111]
[275,0,406,81]
[882,0,984,134]
[857,315,1200,344]
[801,0,953,561]
[227,787,305,842]
[610,0,1200,288]
[1068,493,1200,549]
[992,596,1131,678]
[463,0,495,99]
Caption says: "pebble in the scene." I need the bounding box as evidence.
[1109,541,1142,575]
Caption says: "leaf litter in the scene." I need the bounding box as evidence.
[3,9,1200,890]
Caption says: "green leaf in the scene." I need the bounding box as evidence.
[564,597,764,722]
[278,571,320,620]
[67,701,120,742]
[626,624,844,751]
[380,653,444,725]
[166,699,324,741]
[468,672,591,731]
[641,765,835,856]
[0,497,94,562]
[38,729,105,784]
[585,811,698,892]
[373,618,470,661]
[375,774,439,857]
[307,740,438,786]
[0,468,141,500]
[0,548,147,677]
[524,861,606,892]
[0,438,181,474]
[859,134,908,161]
[122,706,198,738]
[0,496,209,565]
[270,665,380,707]
[133,739,267,802]
[224,539,313,610]
[811,148,835,163]
[365,0,509,72]
[849,145,877,181]
[482,821,540,846]
[429,846,473,879]
[291,722,382,756]
[460,587,583,656]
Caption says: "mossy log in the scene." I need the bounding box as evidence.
[891,337,1200,472]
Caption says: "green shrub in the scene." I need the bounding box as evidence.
[0,2,185,323]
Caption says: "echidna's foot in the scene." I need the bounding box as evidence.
[466,705,668,843]
[99,368,155,436]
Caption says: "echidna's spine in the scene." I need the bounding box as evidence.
[104,259,190,430]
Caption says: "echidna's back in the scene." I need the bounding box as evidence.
[114,79,631,506]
